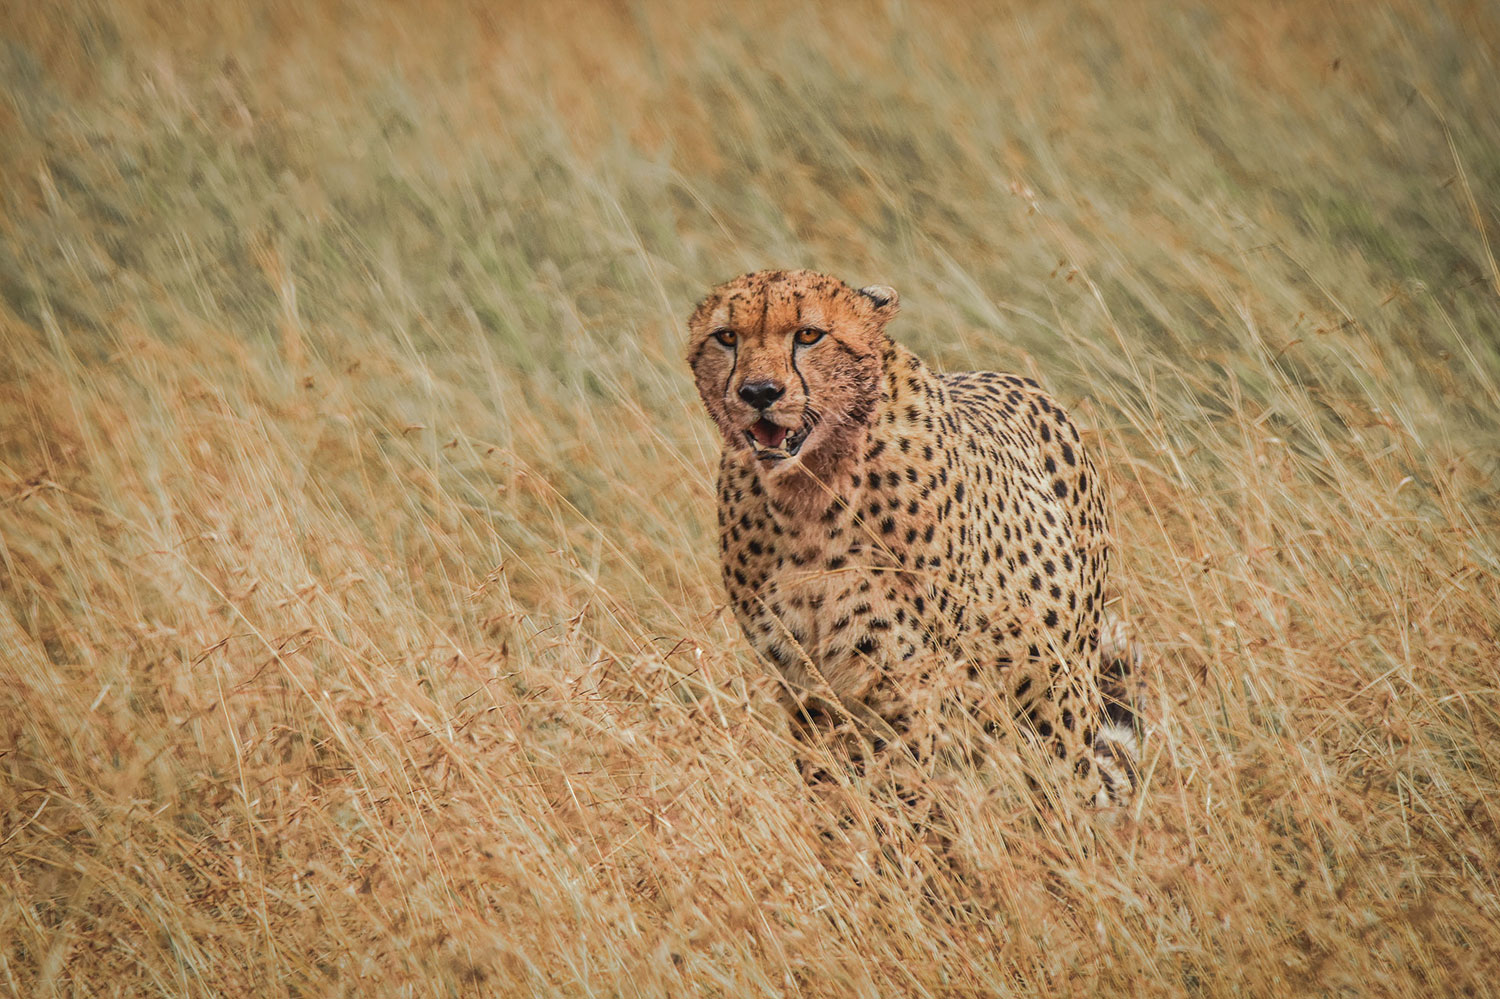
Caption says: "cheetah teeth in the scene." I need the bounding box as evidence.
[745,420,807,460]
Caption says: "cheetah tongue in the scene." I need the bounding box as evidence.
[750,419,788,449]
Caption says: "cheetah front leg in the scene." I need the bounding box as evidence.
[780,668,961,881]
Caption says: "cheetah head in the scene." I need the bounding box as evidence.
[687,269,899,482]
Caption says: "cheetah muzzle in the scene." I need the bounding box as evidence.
[687,268,1144,807]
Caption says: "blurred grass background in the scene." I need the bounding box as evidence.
[2,1,1498,995]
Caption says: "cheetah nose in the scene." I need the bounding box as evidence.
[738,380,785,410]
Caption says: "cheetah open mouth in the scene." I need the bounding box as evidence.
[744,418,807,460]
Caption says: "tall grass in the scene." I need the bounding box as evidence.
[2,1,1498,995]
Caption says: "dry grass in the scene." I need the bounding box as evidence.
[2,1,1499,995]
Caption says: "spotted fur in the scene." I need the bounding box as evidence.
[687,269,1140,805]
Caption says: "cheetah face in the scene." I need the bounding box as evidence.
[687,270,899,481]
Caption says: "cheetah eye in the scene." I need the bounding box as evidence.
[713,328,738,348]
[794,327,826,346]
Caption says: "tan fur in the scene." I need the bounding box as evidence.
[687,269,1140,804]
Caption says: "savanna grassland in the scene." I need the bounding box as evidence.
[2,1,1499,995]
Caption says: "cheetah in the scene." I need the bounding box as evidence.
[687,269,1141,806]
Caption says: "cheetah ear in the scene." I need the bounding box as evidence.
[858,284,900,321]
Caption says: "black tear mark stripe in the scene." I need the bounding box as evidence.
[725,330,739,399]
[789,335,811,401]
